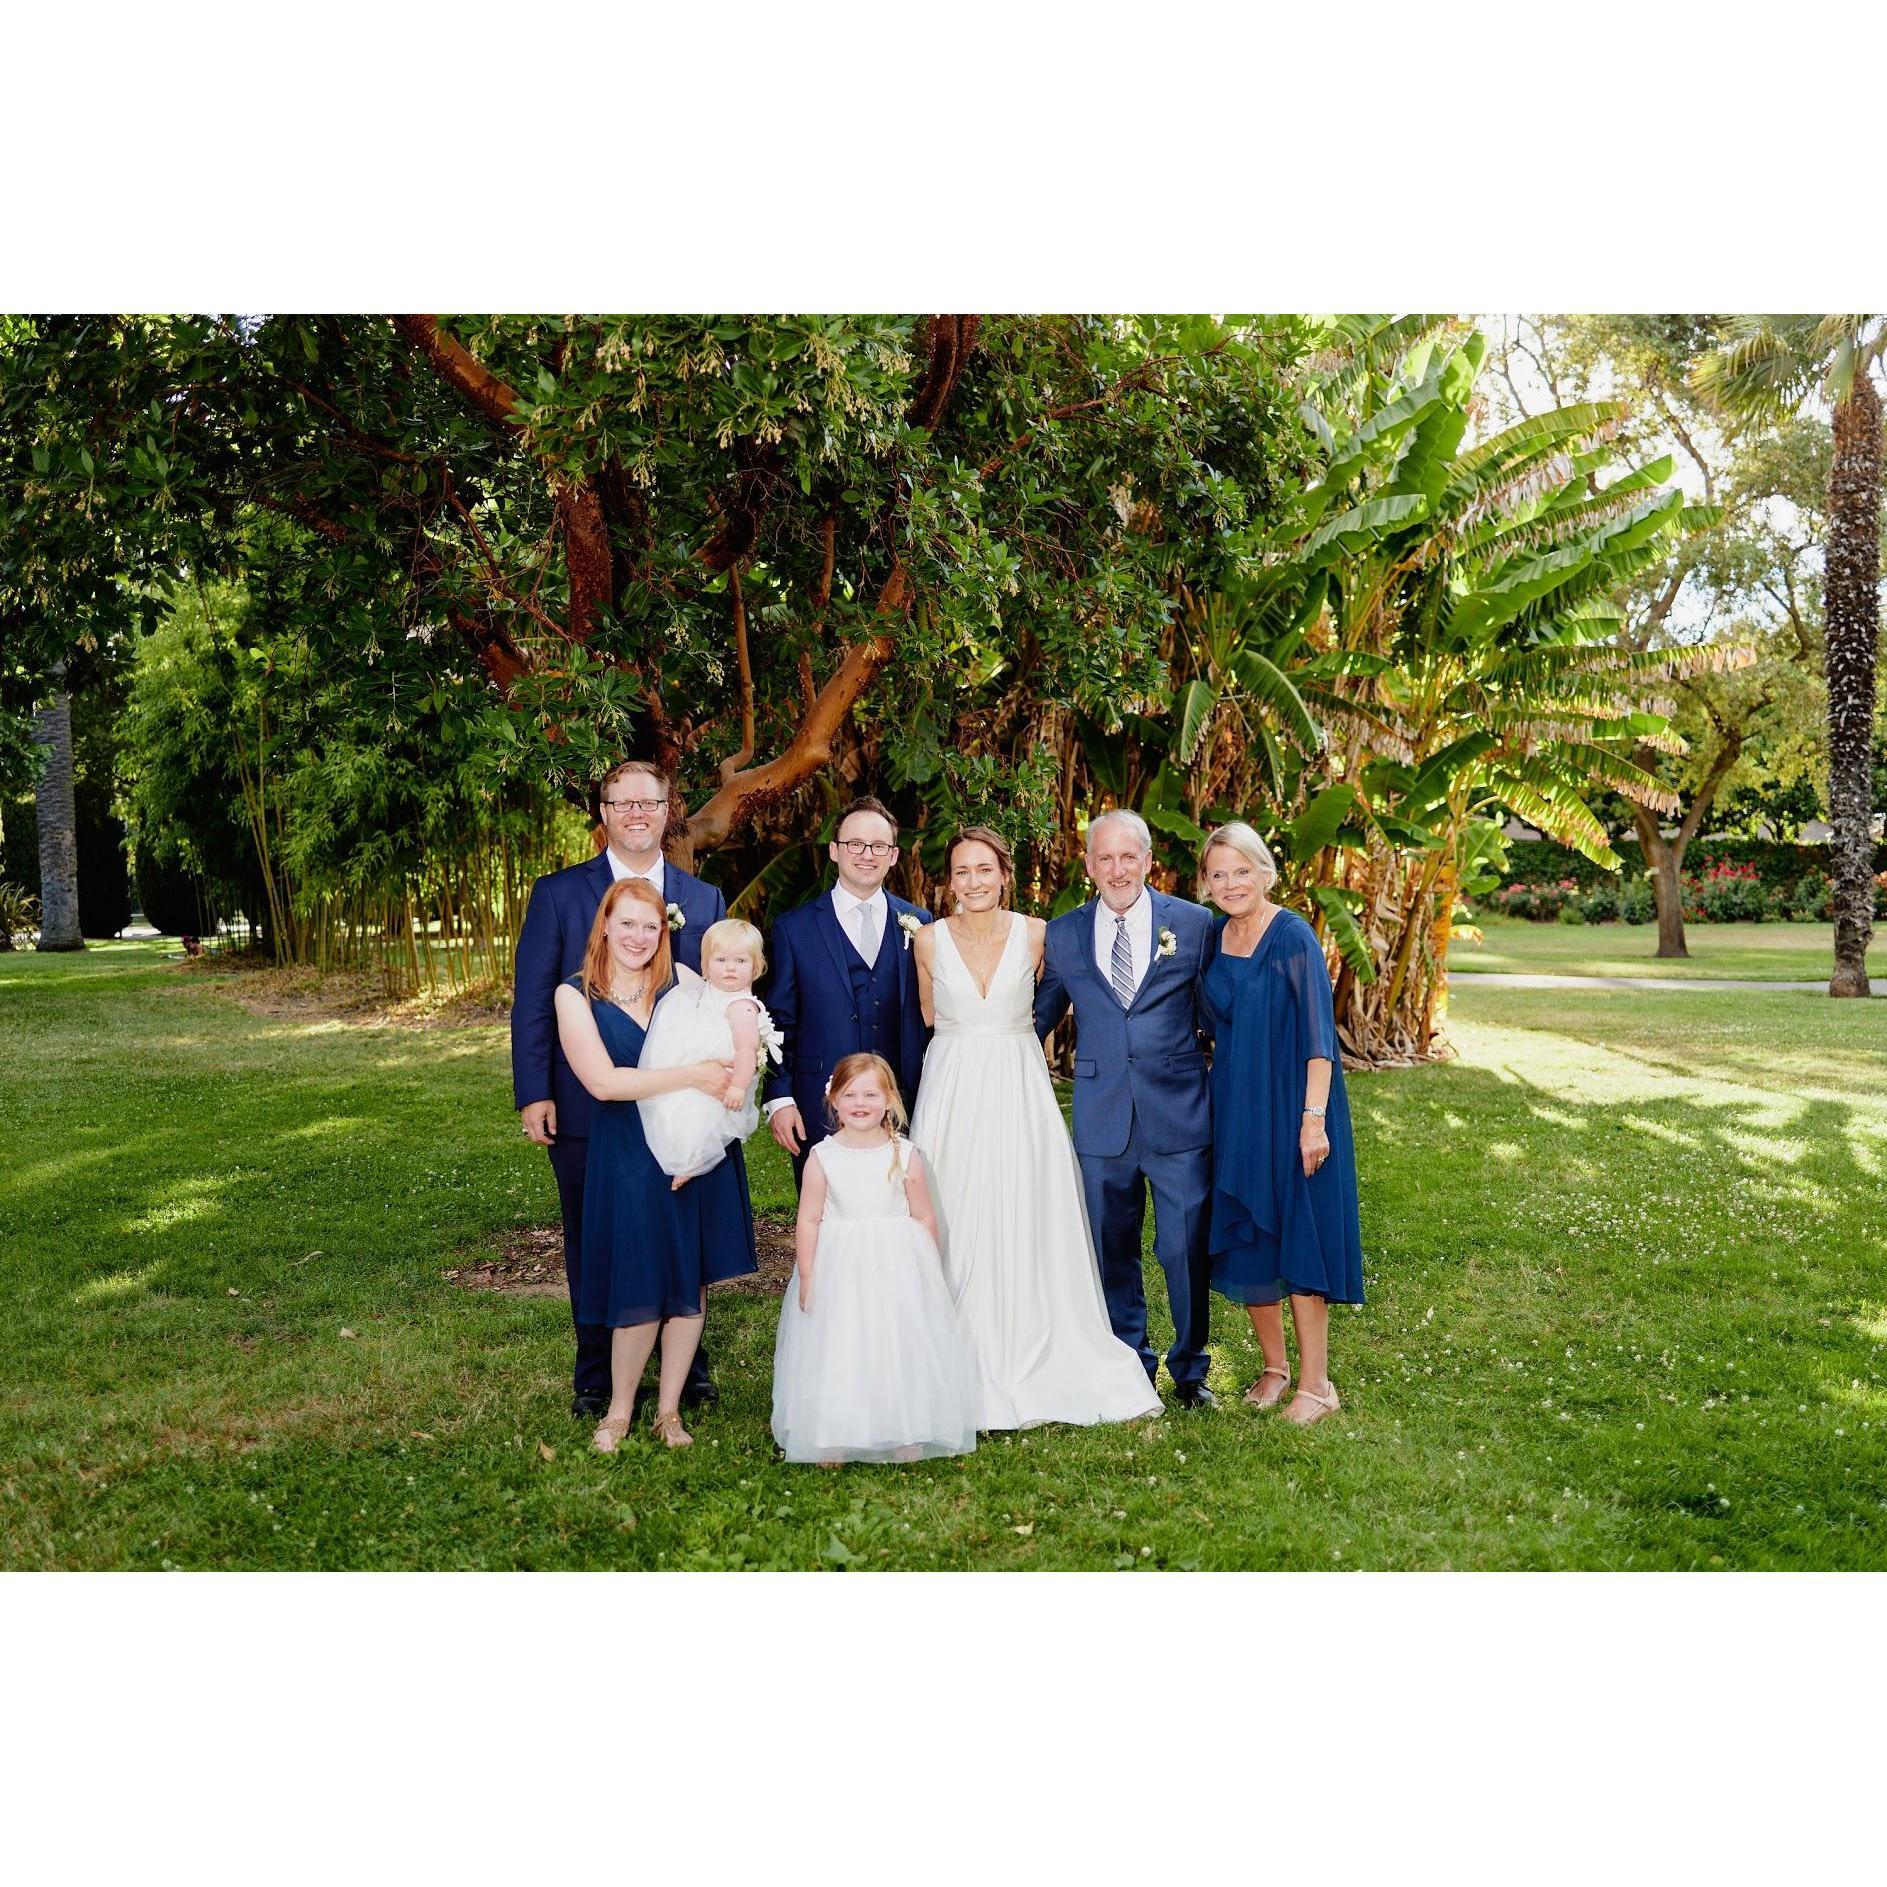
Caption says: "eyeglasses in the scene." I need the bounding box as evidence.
[601,796,668,814]
[836,839,896,858]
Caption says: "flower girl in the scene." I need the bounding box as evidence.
[771,1054,978,1466]
[638,918,782,1189]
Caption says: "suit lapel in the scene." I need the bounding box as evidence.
[1064,900,1117,1007]
[812,891,856,990]
[1126,892,1171,1015]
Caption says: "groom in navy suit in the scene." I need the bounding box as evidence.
[510,758,725,1417]
[1034,809,1220,1406]
[763,796,932,1187]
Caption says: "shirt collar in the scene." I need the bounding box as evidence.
[607,850,665,894]
[1098,887,1151,925]
[833,884,886,918]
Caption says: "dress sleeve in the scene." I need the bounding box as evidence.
[1282,921,1341,1064]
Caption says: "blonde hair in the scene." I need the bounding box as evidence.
[825,1052,911,1184]
[699,917,766,982]
[1198,820,1279,900]
[581,877,674,1002]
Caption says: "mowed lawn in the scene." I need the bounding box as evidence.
[2,943,1883,1570]
[1453,917,1846,982]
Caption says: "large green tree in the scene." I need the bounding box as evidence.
[1694,316,1885,996]
[2,314,1305,901]
[1488,316,1835,958]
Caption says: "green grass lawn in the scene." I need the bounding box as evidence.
[3,942,1882,1570]
[1453,917,1847,981]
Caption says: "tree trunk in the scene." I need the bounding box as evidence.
[1633,811,1688,958]
[32,679,83,951]
[1825,369,1881,997]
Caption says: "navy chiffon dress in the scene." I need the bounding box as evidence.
[573,976,758,1327]
[1202,909,1364,1307]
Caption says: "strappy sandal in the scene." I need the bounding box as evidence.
[1244,1366,1291,1410]
[1281,1383,1341,1426]
[651,1408,694,1450]
[591,1414,632,1454]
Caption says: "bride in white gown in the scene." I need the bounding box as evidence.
[908,829,1162,1431]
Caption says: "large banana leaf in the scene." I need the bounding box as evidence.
[1286,783,1359,860]
[1310,883,1377,984]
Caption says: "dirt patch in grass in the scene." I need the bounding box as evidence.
[447,1217,795,1300]
[169,956,510,1030]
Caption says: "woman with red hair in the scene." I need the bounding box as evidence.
[554,877,758,1450]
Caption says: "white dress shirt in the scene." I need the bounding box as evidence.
[763,884,889,1122]
[606,849,666,896]
[1093,887,1153,995]
[831,884,887,968]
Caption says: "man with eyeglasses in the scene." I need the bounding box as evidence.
[511,759,725,1417]
[762,795,931,1186]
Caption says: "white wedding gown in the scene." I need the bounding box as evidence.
[909,916,1162,1431]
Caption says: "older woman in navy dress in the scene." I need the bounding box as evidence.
[1199,822,1363,1424]
[554,877,758,1452]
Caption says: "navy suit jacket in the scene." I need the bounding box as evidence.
[761,890,932,1136]
[510,852,726,1141]
[1033,890,1218,1159]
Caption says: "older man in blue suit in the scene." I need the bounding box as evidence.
[1034,809,1220,1407]
[763,796,932,1187]
[511,759,725,1417]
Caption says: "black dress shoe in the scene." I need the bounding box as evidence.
[571,1394,611,1419]
[678,1379,719,1411]
[1174,1385,1220,1410]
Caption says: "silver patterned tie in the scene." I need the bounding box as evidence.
[1111,913,1135,1007]
[857,900,880,966]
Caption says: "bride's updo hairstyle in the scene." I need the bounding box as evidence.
[947,825,1015,903]
[825,1051,911,1182]
[582,876,674,1001]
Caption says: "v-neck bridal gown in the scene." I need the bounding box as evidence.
[908,917,1162,1430]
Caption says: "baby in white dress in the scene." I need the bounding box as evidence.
[638,918,781,1187]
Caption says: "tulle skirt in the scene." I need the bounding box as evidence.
[771,1216,979,1465]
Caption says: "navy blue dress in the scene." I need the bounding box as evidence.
[574,977,758,1327]
[1202,910,1364,1306]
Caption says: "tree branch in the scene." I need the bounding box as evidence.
[685,560,911,853]
[392,316,521,429]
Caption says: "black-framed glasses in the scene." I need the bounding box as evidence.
[836,839,896,858]
[601,796,668,814]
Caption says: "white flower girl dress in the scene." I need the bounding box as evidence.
[771,1136,979,1465]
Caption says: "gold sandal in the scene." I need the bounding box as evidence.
[651,1408,693,1450]
[1281,1383,1341,1426]
[1244,1366,1292,1410]
[591,1414,632,1454]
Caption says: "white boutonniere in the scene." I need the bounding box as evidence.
[666,902,685,933]
[1156,926,1178,960]
[897,912,923,950]
[756,1014,785,1071]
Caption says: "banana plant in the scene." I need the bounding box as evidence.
[1162,318,1733,1063]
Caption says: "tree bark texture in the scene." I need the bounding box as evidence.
[33,683,83,951]
[1824,370,1882,997]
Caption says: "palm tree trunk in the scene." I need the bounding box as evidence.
[32,676,83,952]
[1825,370,1881,997]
